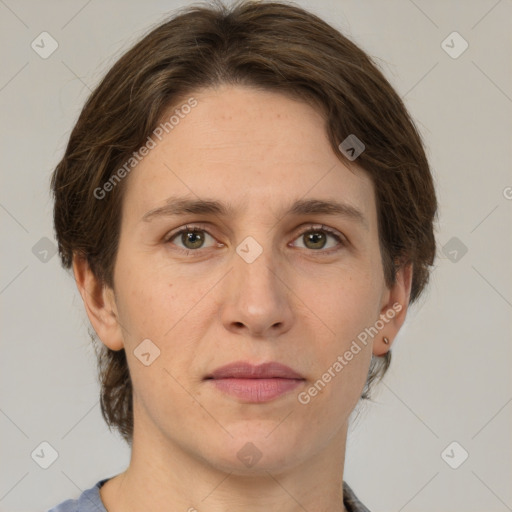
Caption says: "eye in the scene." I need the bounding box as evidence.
[164,225,219,254]
[164,223,346,256]
[291,225,345,253]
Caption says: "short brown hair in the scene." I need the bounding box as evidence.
[51,0,438,445]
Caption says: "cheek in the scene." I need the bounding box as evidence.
[115,255,182,334]
[302,273,378,396]
[115,262,210,383]
[311,271,381,337]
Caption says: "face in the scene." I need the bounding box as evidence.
[78,84,411,475]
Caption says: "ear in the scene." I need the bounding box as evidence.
[372,261,413,357]
[72,254,125,351]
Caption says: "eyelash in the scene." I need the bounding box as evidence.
[163,223,346,256]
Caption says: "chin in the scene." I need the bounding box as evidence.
[202,431,305,475]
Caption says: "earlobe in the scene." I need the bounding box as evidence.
[72,254,125,351]
[373,262,413,357]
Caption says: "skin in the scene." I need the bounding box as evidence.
[73,84,412,512]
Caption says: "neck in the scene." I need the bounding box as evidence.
[100,417,350,512]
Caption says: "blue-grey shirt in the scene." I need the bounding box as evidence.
[47,478,371,511]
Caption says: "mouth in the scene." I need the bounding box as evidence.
[204,361,305,403]
[205,361,305,380]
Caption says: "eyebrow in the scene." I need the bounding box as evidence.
[141,196,368,229]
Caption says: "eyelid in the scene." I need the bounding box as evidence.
[163,223,211,242]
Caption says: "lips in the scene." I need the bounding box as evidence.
[204,361,305,403]
[205,361,304,380]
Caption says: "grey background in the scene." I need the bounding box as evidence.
[1,1,511,511]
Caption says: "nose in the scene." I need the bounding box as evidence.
[220,241,294,339]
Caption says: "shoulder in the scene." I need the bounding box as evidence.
[46,478,110,512]
[343,481,372,512]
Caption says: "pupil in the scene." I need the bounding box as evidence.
[307,232,325,249]
[184,231,203,249]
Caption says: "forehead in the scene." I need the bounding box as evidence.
[121,85,376,227]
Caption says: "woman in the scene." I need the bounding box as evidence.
[48,1,437,510]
